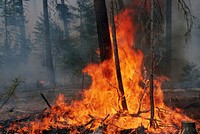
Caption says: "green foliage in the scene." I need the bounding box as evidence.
[76,0,98,63]
[33,5,86,76]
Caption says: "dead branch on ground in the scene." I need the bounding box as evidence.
[41,93,52,109]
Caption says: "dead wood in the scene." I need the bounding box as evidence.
[1,109,47,133]
[93,0,112,61]
[150,0,155,127]
[41,93,52,109]
[110,0,128,112]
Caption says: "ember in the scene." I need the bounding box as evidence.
[5,4,198,134]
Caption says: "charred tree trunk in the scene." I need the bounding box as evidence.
[150,0,155,127]
[94,0,112,62]
[43,0,55,84]
[166,0,172,78]
[110,0,128,112]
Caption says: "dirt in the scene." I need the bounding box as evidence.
[0,87,82,121]
[0,87,200,126]
[163,88,200,122]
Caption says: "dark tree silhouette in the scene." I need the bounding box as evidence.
[94,0,112,62]
[17,0,28,60]
[43,0,55,84]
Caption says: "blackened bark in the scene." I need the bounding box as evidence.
[110,0,128,112]
[43,0,55,84]
[94,0,112,62]
[150,0,155,127]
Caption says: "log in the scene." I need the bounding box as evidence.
[41,93,52,109]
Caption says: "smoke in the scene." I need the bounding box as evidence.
[170,0,200,88]
[170,0,188,84]
[185,0,200,67]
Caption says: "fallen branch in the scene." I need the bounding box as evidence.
[41,93,52,109]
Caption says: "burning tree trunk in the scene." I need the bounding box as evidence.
[43,0,55,84]
[150,0,155,127]
[93,0,112,62]
[110,0,128,111]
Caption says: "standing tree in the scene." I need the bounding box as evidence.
[16,0,29,60]
[93,0,112,62]
[43,0,55,84]
[150,0,155,127]
[77,0,98,63]
[3,0,10,55]
[56,0,70,40]
[110,0,128,111]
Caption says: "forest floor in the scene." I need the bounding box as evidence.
[0,87,200,125]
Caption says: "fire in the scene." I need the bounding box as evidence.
[8,8,196,134]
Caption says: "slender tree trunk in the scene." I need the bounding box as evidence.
[61,0,69,39]
[166,0,172,78]
[93,0,112,62]
[4,0,9,51]
[110,0,128,112]
[150,0,155,127]
[4,0,12,67]
[18,0,28,59]
[43,0,55,84]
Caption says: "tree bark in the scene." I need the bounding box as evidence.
[93,0,112,62]
[110,0,128,112]
[43,0,55,84]
[150,0,155,127]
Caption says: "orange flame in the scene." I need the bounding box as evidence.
[8,8,196,134]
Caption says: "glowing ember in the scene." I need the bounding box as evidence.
[8,8,196,134]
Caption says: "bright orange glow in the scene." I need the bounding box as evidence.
[8,9,196,133]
